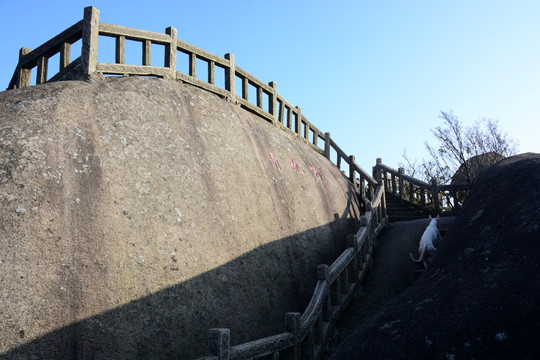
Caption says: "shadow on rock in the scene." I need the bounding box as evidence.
[329,153,540,360]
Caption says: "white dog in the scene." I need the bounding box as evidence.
[410,215,442,268]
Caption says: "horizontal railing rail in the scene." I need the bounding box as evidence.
[196,184,387,360]
[373,158,472,215]
[8,20,84,89]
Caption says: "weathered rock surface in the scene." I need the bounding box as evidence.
[330,153,540,360]
[0,77,360,359]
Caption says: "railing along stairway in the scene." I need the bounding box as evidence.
[196,185,386,360]
[373,158,473,221]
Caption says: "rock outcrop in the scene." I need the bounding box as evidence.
[0,77,361,359]
[451,151,504,185]
[330,153,540,360]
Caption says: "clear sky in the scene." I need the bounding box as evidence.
[1,0,539,172]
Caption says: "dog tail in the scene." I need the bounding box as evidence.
[410,247,425,263]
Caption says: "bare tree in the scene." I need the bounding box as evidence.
[399,148,423,178]
[401,111,518,185]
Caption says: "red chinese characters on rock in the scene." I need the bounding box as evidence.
[269,152,322,179]
[269,151,281,170]
[289,158,305,174]
[309,164,323,179]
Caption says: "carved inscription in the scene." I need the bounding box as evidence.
[290,158,305,174]
[309,164,323,179]
[269,152,322,179]
[269,152,281,170]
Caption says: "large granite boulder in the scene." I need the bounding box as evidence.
[330,153,540,360]
[450,151,504,185]
[0,77,360,359]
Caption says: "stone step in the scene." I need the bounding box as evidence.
[384,195,427,222]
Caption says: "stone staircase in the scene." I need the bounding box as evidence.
[384,193,428,222]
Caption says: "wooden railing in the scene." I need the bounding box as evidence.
[372,158,472,215]
[6,7,378,202]
[196,185,387,360]
[7,20,85,89]
[7,7,389,359]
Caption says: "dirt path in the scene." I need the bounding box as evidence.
[323,216,456,357]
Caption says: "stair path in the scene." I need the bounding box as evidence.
[323,216,456,358]
[384,193,428,222]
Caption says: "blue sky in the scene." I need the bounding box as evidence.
[1,0,539,172]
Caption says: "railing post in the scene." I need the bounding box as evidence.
[208,328,230,360]
[431,178,440,215]
[257,86,263,108]
[285,105,292,128]
[142,39,151,66]
[225,53,235,99]
[349,155,356,186]
[398,167,405,200]
[81,6,100,77]
[295,106,302,135]
[317,264,331,322]
[36,56,48,84]
[364,203,375,249]
[360,214,373,264]
[373,158,382,184]
[359,215,369,262]
[366,201,372,212]
[189,53,196,77]
[60,42,71,70]
[16,47,32,88]
[165,26,177,78]
[286,312,301,360]
[279,98,286,126]
[360,177,367,200]
[115,35,125,64]
[241,76,248,100]
[324,132,331,159]
[208,60,215,84]
[269,81,277,124]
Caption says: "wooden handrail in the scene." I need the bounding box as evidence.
[6,7,373,199]
[373,158,472,214]
[374,162,430,188]
[98,22,170,44]
[197,183,387,359]
[19,20,83,69]
[8,20,84,89]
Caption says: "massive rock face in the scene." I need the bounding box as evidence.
[330,153,540,360]
[0,77,360,359]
